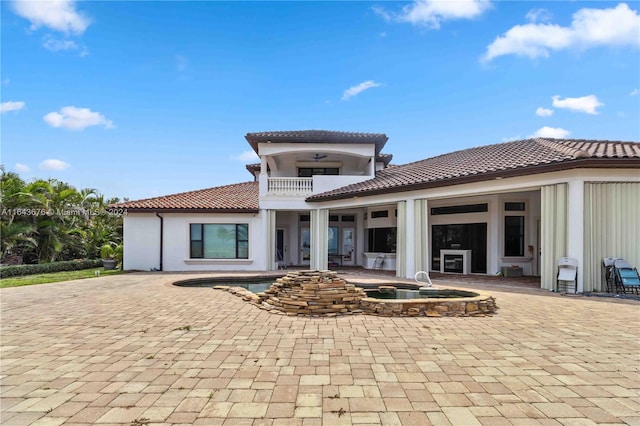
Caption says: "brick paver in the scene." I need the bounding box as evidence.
[1,271,639,425]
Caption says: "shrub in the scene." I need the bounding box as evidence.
[0,259,103,278]
[100,244,115,259]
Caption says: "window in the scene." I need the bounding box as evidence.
[505,202,525,211]
[329,215,339,222]
[328,226,339,254]
[367,227,396,252]
[298,167,339,177]
[341,215,355,222]
[299,215,310,222]
[504,216,524,256]
[371,210,389,218]
[190,224,249,259]
[431,204,488,215]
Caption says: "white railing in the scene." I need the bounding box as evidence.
[267,177,313,196]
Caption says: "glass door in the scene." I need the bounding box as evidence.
[342,228,354,266]
[300,227,310,265]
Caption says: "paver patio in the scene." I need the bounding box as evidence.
[1,271,638,425]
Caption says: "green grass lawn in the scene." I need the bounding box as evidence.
[0,268,127,288]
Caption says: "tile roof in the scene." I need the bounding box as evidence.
[245,130,389,154]
[114,181,259,212]
[308,138,640,201]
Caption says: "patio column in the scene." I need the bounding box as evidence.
[540,184,567,290]
[310,209,329,270]
[264,209,276,271]
[405,199,416,279]
[259,156,268,196]
[567,179,585,292]
[396,201,406,278]
[414,199,429,274]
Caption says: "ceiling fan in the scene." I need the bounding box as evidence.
[312,154,328,161]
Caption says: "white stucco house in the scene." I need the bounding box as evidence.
[116,130,640,293]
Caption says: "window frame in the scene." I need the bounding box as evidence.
[503,201,526,257]
[189,223,249,259]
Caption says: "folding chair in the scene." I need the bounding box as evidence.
[557,257,578,293]
[373,255,385,270]
[602,257,617,293]
[276,249,287,270]
[613,259,640,294]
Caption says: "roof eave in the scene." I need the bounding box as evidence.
[116,208,260,214]
[307,158,640,202]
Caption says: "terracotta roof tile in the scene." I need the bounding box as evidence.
[115,181,258,212]
[308,138,640,201]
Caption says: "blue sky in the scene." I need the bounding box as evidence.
[2,0,639,201]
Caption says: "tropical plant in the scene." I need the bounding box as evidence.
[0,166,124,265]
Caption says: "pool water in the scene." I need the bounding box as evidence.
[173,278,275,293]
[364,288,479,299]
[229,282,272,293]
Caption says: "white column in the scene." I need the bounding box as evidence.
[489,195,500,275]
[310,210,316,269]
[396,201,406,278]
[259,156,268,196]
[369,157,375,176]
[264,209,276,271]
[567,179,584,292]
[405,199,416,279]
[311,209,329,270]
[540,184,568,290]
[414,199,429,273]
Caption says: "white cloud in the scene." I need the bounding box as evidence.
[43,106,113,130]
[483,3,640,62]
[502,135,522,142]
[552,95,603,115]
[342,80,382,101]
[234,150,260,162]
[39,159,70,171]
[630,88,639,96]
[375,0,491,28]
[532,126,571,139]
[42,36,79,52]
[14,163,30,173]
[536,107,554,117]
[1,101,26,113]
[42,35,88,56]
[11,0,91,34]
[526,8,552,23]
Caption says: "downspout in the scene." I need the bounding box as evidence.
[156,212,163,271]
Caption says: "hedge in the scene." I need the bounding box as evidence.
[0,259,103,278]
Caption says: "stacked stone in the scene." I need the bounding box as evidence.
[261,270,366,316]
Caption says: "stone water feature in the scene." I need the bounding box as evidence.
[211,270,498,317]
[260,270,366,316]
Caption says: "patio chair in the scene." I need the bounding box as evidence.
[557,257,578,293]
[276,249,287,270]
[613,259,640,295]
[373,255,385,270]
[602,257,618,293]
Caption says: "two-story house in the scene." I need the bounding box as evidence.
[116,130,640,293]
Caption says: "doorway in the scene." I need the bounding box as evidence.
[276,228,286,267]
[300,227,310,265]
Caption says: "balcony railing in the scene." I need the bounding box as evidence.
[267,177,313,196]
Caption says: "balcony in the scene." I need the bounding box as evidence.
[267,177,313,196]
